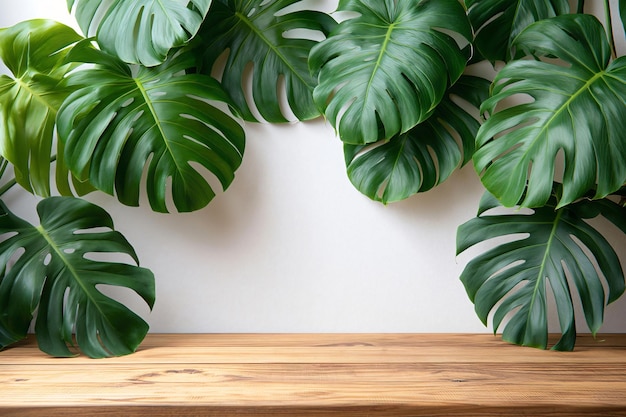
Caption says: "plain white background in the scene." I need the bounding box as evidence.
[1,0,625,335]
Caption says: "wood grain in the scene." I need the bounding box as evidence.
[1,333,625,416]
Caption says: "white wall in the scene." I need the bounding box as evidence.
[2,1,625,334]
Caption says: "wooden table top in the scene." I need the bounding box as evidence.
[1,333,625,416]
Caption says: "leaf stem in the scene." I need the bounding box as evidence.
[604,0,617,58]
[577,0,584,14]
[0,158,9,179]
[0,158,16,197]
[0,155,59,197]
[0,179,17,197]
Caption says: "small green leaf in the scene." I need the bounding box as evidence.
[58,43,245,213]
[0,19,91,197]
[457,191,626,351]
[198,0,336,122]
[67,0,212,66]
[474,14,626,209]
[310,0,472,145]
[0,197,155,358]
[345,76,490,203]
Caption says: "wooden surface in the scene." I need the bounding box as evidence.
[1,333,626,416]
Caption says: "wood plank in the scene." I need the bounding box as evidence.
[1,334,625,416]
[3,333,625,365]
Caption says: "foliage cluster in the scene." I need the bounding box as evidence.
[0,0,625,356]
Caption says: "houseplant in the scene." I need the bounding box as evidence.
[0,0,335,357]
[308,0,626,350]
[0,0,624,357]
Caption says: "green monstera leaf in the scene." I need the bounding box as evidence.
[344,75,490,203]
[457,190,626,351]
[57,42,245,213]
[0,197,155,358]
[309,0,472,145]
[474,14,626,209]
[466,0,571,62]
[198,0,336,122]
[0,20,92,197]
[67,0,212,66]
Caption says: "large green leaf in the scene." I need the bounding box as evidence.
[466,0,571,63]
[0,19,92,197]
[344,75,490,203]
[57,42,245,213]
[0,197,155,357]
[309,0,472,145]
[474,14,626,209]
[457,190,626,351]
[67,0,212,67]
[197,0,336,122]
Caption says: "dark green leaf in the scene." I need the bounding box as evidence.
[466,0,571,62]
[58,43,245,213]
[0,197,155,357]
[474,14,626,209]
[309,0,472,145]
[67,0,212,66]
[198,0,336,122]
[457,191,626,351]
[345,76,490,203]
[0,19,92,197]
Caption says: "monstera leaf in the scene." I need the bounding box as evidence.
[466,0,571,62]
[57,42,245,213]
[0,197,155,357]
[344,75,490,203]
[457,190,626,351]
[198,0,336,122]
[474,15,626,209]
[309,0,472,145]
[67,0,212,66]
[0,20,92,197]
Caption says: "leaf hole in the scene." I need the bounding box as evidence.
[83,251,136,266]
[276,74,298,122]
[208,49,230,82]
[0,231,18,245]
[74,226,112,235]
[121,98,135,108]
[96,284,152,319]
[241,61,265,121]
[332,11,360,23]
[131,109,145,123]
[282,28,326,42]
[188,160,226,194]
[432,27,470,50]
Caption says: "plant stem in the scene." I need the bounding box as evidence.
[0,158,8,179]
[604,0,617,58]
[577,0,584,14]
[0,154,59,197]
[0,178,17,197]
[0,158,15,197]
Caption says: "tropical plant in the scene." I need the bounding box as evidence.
[0,0,624,356]
[0,0,335,357]
[308,0,626,350]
